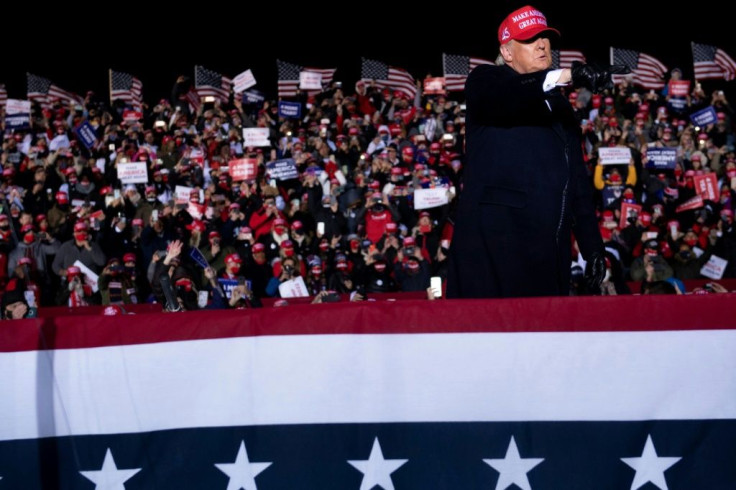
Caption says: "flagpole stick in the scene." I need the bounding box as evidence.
[108,69,113,107]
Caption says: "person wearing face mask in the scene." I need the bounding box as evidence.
[99,258,137,306]
[630,239,674,283]
[7,221,59,303]
[356,192,400,245]
[360,252,397,294]
[52,220,106,281]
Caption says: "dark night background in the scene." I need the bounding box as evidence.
[3,1,735,104]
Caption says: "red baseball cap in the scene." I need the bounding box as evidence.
[252,243,265,253]
[498,5,559,44]
[225,253,242,264]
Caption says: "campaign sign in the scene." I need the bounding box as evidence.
[676,195,704,213]
[690,106,717,127]
[5,98,31,130]
[601,184,623,208]
[619,202,642,229]
[243,128,270,147]
[598,147,632,165]
[233,69,257,93]
[414,187,449,210]
[266,158,298,181]
[242,90,265,104]
[278,276,309,298]
[189,247,209,269]
[423,77,446,95]
[228,158,258,182]
[299,71,322,90]
[278,101,301,119]
[694,173,718,201]
[700,255,728,280]
[668,80,690,97]
[123,110,143,123]
[645,147,677,170]
[174,185,194,204]
[117,162,148,184]
[74,121,98,149]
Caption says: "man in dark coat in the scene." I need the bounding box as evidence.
[447,5,618,298]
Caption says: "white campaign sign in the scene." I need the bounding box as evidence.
[242,127,271,147]
[700,255,728,280]
[233,69,257,93]
[73,260,99,293]
[175,185,194,204]
[414,187,449,210]
[299,71,322,90]
[116,162,148,184]
[598,147,632,165]
[278,276,310,298]
[5,99,31,115]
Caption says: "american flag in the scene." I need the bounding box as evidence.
[1,296,734,488]
[692,42,736,81]
[110,70,143,107]
[551,49,586,69]
[610,48,667,90]
[361,58,417,100]
[26,73,83,108]
[276,60,336,98]
[195,65,232,103]
[442,53,493,92]
[0,84,6,109]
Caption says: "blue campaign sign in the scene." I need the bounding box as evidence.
[690,106,717,127]
[278,101,301,119]
[645,147,677,170]
[242,90,265,105]
[217,278,252,299]
[189,247,209,269]
[266,158,299,180]
[4,114,30,130]
[601,184,623,208]
[74,121,98,149]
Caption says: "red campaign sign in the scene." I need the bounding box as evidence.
[122,110,143,122]
[423,77,446,95]
[619,202,642,229]
[668,80,691,97]
[693,173,718,201]
[676,195,704,213]
[228,158,258,182]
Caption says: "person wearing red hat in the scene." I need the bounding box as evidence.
[7,219,59,305]
[448,5,624,298]
[221,253,243,280]
[357,192,399,245]
[52,220,106,282]
[248,195,286,241]
[630,238,674,283]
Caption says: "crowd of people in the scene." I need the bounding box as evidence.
[1,65,734,318]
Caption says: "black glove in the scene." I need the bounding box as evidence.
[571,61,631,94]
[584,251,607,291]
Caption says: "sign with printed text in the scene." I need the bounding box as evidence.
[700,255,728,280]
[278,101,301,119]
[49,134,70,151]
[266,158,298,181]
[74,121,98,149]
[122,110,143,123]
[242,128,270,147]
[423,77,446,95]
[601,184,623,208]
[5,99,30,115]
[676,195,704,213]
[690,106,717,127]
[174,185,194,204]
[414,187,449,210]
[188,202,204,220]
[242,90,265,104]
[228,158,257,182]
[4,98,31,130]
[694,173,718,201]
[619,202,642,229]
[645,147,677,169]
[299,71,322,90]
[117,162,148,184]
[278,276,310,298]
[233,69,257,93]
[668,80,691,97]
[73,260,99,293]
[598,147,632,165]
